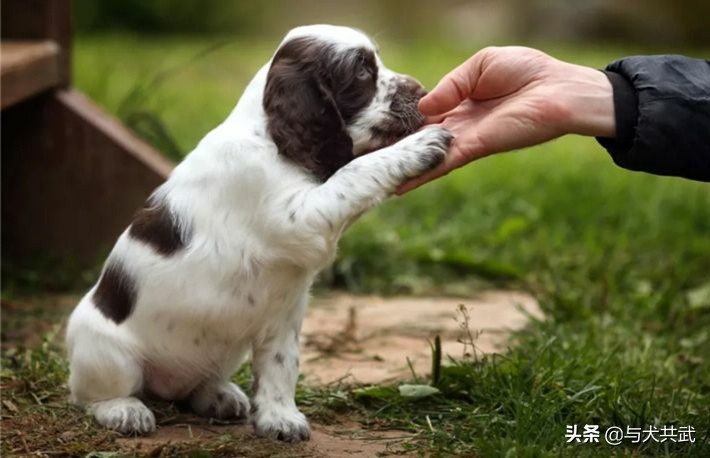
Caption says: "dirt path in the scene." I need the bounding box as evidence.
[116,420,413,457]
[2,290,540,456]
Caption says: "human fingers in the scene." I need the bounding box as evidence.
[417,50,488,116]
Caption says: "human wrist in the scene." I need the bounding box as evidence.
[561,63,616,138]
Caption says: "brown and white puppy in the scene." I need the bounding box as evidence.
[66,25,451,442]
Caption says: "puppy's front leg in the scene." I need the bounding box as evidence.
[251,318,309,442]
[303,126,452,230]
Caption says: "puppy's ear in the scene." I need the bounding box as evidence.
[263,37,354,182]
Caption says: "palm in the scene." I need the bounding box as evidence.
[440,88,563,161]
[438,49,566,162]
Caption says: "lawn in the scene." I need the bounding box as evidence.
[2,34,708,456]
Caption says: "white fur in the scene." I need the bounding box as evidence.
[66,25,450,441]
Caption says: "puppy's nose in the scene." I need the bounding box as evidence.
[401,76,427,100]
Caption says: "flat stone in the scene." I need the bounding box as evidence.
[301,291,543,384]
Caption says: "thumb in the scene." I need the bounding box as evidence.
[418,53,484,116]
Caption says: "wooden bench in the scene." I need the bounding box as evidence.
[2,0,174,267]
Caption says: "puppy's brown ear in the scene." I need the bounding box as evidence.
[263,37,354,182]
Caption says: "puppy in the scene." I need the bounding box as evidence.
[66,25,452,442]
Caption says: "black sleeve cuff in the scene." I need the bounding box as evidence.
[596,70,639,154]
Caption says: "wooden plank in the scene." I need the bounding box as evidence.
[56,90,175,178]
[2,89,174,263]
[1,40,61,109]
[1,0,71,85]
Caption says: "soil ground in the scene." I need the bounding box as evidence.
[2,291,540,457]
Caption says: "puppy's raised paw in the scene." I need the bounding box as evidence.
[90,397,156,435]
[190,382,250,420]
[398,126,453,178]
[419,126,453,170]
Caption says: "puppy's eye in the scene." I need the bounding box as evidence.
[357,67,372,81]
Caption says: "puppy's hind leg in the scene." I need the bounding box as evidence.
[89,397,156,435]
[189,380,250,421]
[67,319,155,435]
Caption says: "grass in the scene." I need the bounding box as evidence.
[2,33,708,456]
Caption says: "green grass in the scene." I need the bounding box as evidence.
[2,34,708,456]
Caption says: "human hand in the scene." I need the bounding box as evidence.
[398,46,615,193]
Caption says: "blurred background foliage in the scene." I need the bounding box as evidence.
[74,0,710,45]
[70,0,710,166]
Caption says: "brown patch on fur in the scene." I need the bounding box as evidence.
[129,196,189,256]
[263,37,378,181]
[369,76,426,147]
[93,260,137,324]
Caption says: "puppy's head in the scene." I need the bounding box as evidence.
[263,25,426,181]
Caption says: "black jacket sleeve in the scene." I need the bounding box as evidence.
[596,55,710,182]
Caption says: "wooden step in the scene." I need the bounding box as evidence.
[2,89,174,262]
[1,40,61,109]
